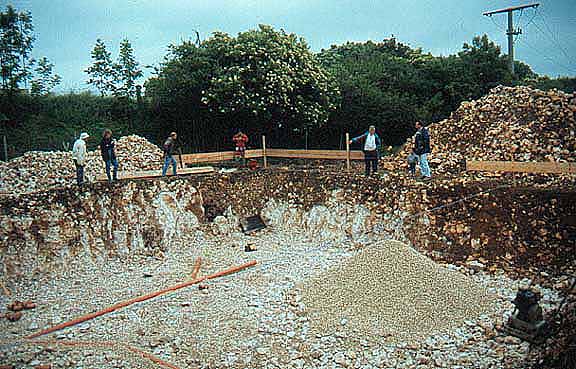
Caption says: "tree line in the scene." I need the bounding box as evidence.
[1,4,574,158]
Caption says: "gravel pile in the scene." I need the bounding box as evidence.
[391,85,576,174]
[0,135,163,195]
[300,240,497,342]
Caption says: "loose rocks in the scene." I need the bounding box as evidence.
[300,240,497,342]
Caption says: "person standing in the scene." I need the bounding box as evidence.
[100,129,119,182]
[162,132,178,176]
[72,132,89,185]
[233,130,249,164]
[350,125,381,176]
[413,121,432,180]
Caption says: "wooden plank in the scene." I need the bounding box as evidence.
[266,149,364,160]
[182,148,364,162]
[96,166,214,181]
[466,160,576,174]
[181,150,262,164]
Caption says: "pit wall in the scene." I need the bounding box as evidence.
[212,190,408,246]
[0,176,409,277]
[0,180,204,276]
[1,171,574,278]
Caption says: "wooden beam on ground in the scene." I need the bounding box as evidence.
[96,166,214,182]
[466,160,576,174]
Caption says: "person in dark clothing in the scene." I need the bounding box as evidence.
[350,125,382,176]
[162,132,178,176]
[413,121,431,179]
[100,129,118,182]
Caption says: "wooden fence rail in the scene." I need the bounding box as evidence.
[466,160,576,174]
[180,134,365,167]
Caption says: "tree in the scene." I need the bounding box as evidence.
[0,5,35,92]
[200,25,340,130]
[85,39,117,96]
[116,38,142,99]
[30,57,61,95]
[146,25,340,150]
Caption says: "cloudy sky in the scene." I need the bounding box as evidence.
[8,0,576,92]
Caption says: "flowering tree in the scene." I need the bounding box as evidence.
[200,25,340,129]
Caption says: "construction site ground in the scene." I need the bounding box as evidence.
[1,163,575,369]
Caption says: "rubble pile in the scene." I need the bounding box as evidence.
[0,135,163,194]
[392,85,576,174]
[300,240,496,342]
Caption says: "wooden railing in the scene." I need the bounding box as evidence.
[181,135,365,170]
[466,160,576,174]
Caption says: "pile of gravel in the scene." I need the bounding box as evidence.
[300,240,497,342]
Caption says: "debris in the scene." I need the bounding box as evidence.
[300,240,496,342]
[23,300,37,310]
[7,301,24,312]
[390,85,576,175]
[244,243,258,252]
[240,215,266,234]
[27,260,257,339]
[0,135,164,194]
[6,311,23,322]
[190,257,202,280]
[0,280,11,296]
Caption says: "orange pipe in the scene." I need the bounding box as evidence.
[13,339,181,369]
[190,257,202,280]
[26,260,257,339]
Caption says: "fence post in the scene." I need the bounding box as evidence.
[262,135,267,168]
[3,135,7,162]
[345,132,350,171]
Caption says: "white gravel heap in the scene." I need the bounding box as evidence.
[301,240,497,342]
[0,135,164,194]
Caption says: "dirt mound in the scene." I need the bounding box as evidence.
[300,240,497,343]
[392,86,576,174]
[0,135,163,194]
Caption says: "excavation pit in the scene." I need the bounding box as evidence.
[0,171,572,368]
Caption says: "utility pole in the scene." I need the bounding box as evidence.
[483,3,539,76]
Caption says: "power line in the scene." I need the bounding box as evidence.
[533,10,576,67]
[515,34,576,75]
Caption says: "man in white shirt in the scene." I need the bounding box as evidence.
[350,125,381,176]
[72,132,89,185]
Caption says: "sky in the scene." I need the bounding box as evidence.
[6,0,576,93]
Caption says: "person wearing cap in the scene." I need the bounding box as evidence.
[100,129,118,182]
[72,132,89,185]
[349,125,382,176]
[162,131,178,176]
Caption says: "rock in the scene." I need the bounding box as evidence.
[333,352,348,367]
[504,336,522,345]
[256,347,269,355]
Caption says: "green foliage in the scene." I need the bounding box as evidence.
[30,57,61,95]
[116,38,143,99]
[0,5,35,92]
[522,76,576,93]
[146,25,340,150]
[200,25,339,128]
[85,39,117,96]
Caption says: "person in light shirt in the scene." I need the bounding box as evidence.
[72,132,90,185]
[349,125,381,176]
